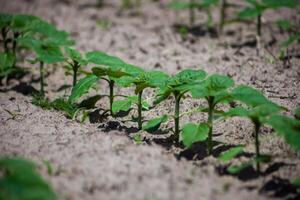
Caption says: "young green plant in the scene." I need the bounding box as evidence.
[238,0,298,52]
[87,51,143,116]
[64,47,88,87]
[184,74,234,154]
[113,70,169,130]
[226,85,282,172]
[153,69,206,143]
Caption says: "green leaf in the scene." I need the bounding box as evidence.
[238,8,263,19]
[267,115,300,151]
[69,74,99,103]
[169,2,194,10]
[112,99,132,114]
[182,123,210,148]
[0,13,13,29]
[86,51,125,66]
[142,115,168,133]
[191,74,234,100]
[0,157,57,200]
[227,162,252,174]
[0,52,17,77]
[218,145,244,162]
[232,85,272,107]
[168,69,206,88]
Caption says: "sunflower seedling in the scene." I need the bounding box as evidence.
[238,0,298,53]
[226,85,282,172]
[64,47,88,87]
[86,51,143,116]
[184,74,234,154]
[153,69,206,143]
[113,70,169,130]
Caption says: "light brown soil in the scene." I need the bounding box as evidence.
[0,0,300,200]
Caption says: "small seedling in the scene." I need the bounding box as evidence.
[113,70,169,129]
[64,47,88,87]
[238,0,298,52]
[169,0,218,26]
[226,85,282,172]
[86,51,143,116]
[186,74,234,154]
[0,157,57,200]
[153,69,206,142]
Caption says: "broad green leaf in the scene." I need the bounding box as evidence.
[228,162,252,174]
[168,69,206,88]
[218,145,244,162]
[69,74,99,103]
[238,8,263,19]
[0,52,16,77]
[114,76,136,87]
[112,99,132,114]
[0,157,57,200]
[232,85,271,107]
[191,74,234,101]
[169,2,194,10]
[182,123,210,148]
[267,115,300,151]
[92,66,130,79]
[142,115,168,133]
[86,51,125,66]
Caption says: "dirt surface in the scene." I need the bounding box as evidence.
[0,0,300,200]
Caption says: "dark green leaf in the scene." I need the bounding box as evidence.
[142,115,168,133]
[227,162,252,174]
[267,115,300,151]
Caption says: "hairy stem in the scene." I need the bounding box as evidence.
[207,97,214,155]
[254,119,261,172]
[109,80,115,116]
[39,61,45,96]
[174,92,181,143]
[137,90,143,130]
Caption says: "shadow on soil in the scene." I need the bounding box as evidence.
[260,177,300,200]
[173,24,218,38]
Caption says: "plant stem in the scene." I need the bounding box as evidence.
[109,80,115,116]
[1,28,9,53]
[219,0,226,35]
[256,14,261,55]
[189,0,195,26]
[174,92,181,143]
[12,32,18,56]
[39,61,45,96]
[72,61,79,87]
[253,119,261,172]
[137,90,143,130]
[207,97,214,155]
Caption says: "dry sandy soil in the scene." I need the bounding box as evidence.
[0,0,300,200]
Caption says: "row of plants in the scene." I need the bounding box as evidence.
[169,0,300,56]
[0,11,299,199]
